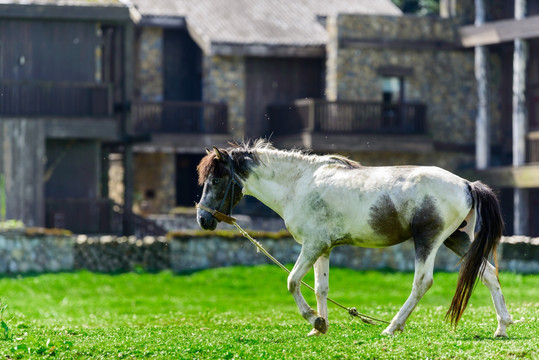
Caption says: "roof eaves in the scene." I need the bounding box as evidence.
[209,42,325,58]
[0,2,131,21]
[138,15,186,28]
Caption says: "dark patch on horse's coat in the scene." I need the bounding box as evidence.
[411,196,444,262]
[368,194,411,244]
[327,155,361,169]
[332,233,354,246]
[412,198,444,261]
[444,220,472,258]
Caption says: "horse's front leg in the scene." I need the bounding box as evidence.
[308,253,330,336]
[288,244,328,335]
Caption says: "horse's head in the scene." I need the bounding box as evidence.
[196,147,244,230]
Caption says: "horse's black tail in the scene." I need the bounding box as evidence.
[446,181,504,327]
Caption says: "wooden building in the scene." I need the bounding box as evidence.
[0,0,140,233]
[456,0,539,235]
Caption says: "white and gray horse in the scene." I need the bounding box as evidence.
[196,140,513,337]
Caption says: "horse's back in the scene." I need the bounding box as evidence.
[298,164,473,248]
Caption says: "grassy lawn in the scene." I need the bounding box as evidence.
[0,267,536,359]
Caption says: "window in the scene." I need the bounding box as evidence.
[381,76,402,104]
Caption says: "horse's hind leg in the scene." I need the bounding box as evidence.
[444,210,513,337]
[308,252,330,336]
[382,246,439,335]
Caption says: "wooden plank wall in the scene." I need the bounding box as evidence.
[0,19,99,82]
[0,119,45,226]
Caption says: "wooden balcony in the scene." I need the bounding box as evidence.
[0,80,113,117]
[132,101,228,134]
[268,99,427,136]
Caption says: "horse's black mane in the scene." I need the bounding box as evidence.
[198,140,360,185]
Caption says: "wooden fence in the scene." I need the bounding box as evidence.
[132,101,228,134]
[0,81,113,117]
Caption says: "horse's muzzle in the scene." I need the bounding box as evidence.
[197,208,218,231]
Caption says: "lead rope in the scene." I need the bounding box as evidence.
[231,221,389,325]
[194,202,390,325]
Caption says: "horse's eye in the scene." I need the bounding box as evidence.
[212,179,221,185]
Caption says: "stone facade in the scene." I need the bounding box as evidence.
[136,27,164,101]
[323,14,504,171]
[327,14,481,145]
[133,153,176,214]
[202,55,246,138]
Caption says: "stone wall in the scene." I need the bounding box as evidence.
[170,234,539,274]
[74,235,169,272]
[1,230,537,274]
[0,230,73,273]
[202,55,246,138]
[136,27,163,101]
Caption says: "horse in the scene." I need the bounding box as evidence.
[195,140,513,337]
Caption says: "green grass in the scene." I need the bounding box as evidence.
[0,267,537,359]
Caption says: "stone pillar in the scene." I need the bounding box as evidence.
[475,0,490,170]
[325,15,338,101]
[0,119,45,227]
[513,0,529,235]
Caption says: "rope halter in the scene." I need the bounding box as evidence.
[196,156,242,225]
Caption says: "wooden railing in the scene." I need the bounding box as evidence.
[132,101,228,134]
[46,198,167,236]
[268,99,427,135]
[0,81,113,117]
[527,131,539,163]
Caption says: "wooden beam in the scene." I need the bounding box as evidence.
[460,15,539,47]
[0,4,131,22]
[460,165,539,188]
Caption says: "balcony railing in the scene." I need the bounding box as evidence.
[268,99,427,135]
[132,101,228,134]
[0,81,113,117]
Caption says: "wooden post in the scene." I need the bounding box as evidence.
[122,22,135,236]
[0,120,45,227]
[513,0,529,235]
[475,0,490,170]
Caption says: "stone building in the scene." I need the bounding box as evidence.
[0,0,138,234]
[127,0,477,215]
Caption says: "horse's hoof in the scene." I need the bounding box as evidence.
[494,330,508,338]
[314,317,328,334]
[382,324,402,336]
[308,328,322,337]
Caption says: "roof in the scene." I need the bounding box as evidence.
[131,0,402,56]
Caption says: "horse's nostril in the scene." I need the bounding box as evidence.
[198,215,206,227]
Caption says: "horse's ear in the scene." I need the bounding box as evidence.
[205,147,211,155]
[213,146,224,161]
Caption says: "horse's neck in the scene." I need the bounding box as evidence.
[242,150,313,217]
